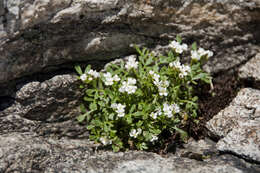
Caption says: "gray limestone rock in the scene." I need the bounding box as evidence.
[0,73,87,138]
[0,133,259,173]
[0,0,260,86]
[207,88,260,163]
[206,88,260,139]
[217,120,260,163]
[239,53,260,89]
[1,74,82,122]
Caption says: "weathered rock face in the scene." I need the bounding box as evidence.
[207,88,260,163]
[1,0,260,86]
[1,0,260,172]
[1,133,259,173]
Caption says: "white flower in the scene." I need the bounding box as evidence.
[80,74,87,81]
[170,60,191,78]
[150,72,170,97]
[172,103,180,113]
[150,112,158,119]
[191,48,214,60]
[163,103,181,118]
[169,41,188,54]
[150,135,158,142]
[129,128,142,138]
[163,103,174,118]
[125,56,139,70]
[87,69,100,78]
[100,137,112,145]
[113,74,120,82]
[158,86,168,96]
[103,72,120,86]
[179,65,191,78]
[111,103,126,117]
[119,78,137,94]
[149,70,155,75]
[127,77,136,85]
[169,60,182,69]
[191,50,201,60]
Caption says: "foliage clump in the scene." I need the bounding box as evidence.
[75,36,213,152]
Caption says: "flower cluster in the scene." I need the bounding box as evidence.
[149,108,162,119]
[80,69,100,81]
[129,128,142,138]
[169,60,191,78]
[169,41,188,54]
[191,48,214,60]
[125,55,138,70]
[111,103,126,117]
[119,77,137,94]
[103,72,120,86]
[149,71,169,96]
[162,103,180,118]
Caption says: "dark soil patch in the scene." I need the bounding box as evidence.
[190,69,242,141]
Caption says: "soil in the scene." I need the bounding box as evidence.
[192,69,242,140]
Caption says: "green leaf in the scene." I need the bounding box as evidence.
[84,65,91,74]
[86,89,96,96]
[89,102,97,111]
[84,96,93,102]
[136,120,143,127]
[112,145,120,152]
[176,35,182,43]
[126,116,132,124]
[75,65,83,75]
[133,111,143,118]
[129,104,136,114]
[108,113,115,120]
[98,79,103,89]
[145,56,153,66]
[77,114,86,122]
[92,119,102,127]
[192,73,208,81]
[79,104,86,113]
[87,125,95,130]
[192,42,197,50]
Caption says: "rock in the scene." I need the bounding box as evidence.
[1,0,260,86]
[1,74,82,122]
[0,73,88,138]
[239,53,260,89]
[217,120,260,163]
[206,88,260,139]
[207,88,260,163]
[0,133,259,173]
[175,138,218,161]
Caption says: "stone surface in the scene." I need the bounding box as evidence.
[206,88,260,139]
[175,138,218,161]
[217,120,260,163]
[239,53,260,89]
[1,74,82,122]
[0,133,259,173]
[1,0,260,87]
[207,88,260,163]
[0,73,88,138]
